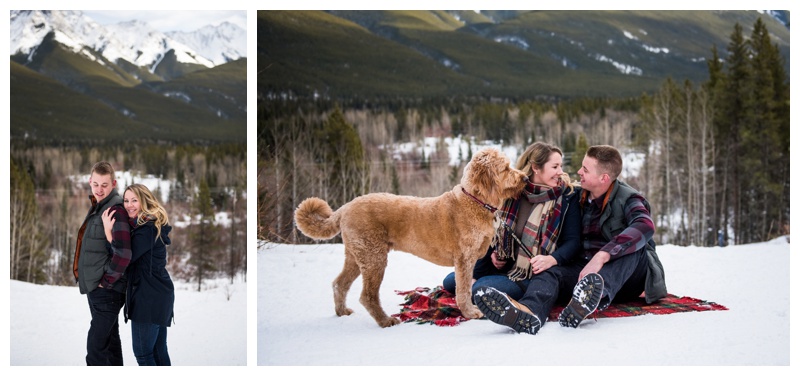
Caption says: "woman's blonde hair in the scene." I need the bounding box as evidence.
[516,141,574,193]
[124,184,169,239]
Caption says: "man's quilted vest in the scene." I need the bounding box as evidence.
[599,180,667,304]
[76,191,125,294]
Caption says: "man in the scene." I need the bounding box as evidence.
[73,161,132,365]
[474,145,667,334]
[556,144,667,328]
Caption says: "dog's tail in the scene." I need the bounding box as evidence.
[294,197,341,240]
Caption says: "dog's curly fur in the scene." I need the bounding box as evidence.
[294,148,528,328]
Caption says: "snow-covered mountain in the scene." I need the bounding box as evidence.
[102,19,214,70]
[760,10,790,29]
[167,22,247,65]
[9,10,245,70]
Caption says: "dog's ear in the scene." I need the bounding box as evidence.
[469,149,498,203]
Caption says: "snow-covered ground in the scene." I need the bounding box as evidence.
[258,237,791,366]
[2,226,794,369]
[9,277,246,366]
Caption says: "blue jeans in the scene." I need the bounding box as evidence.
[514,249,649,321]
[86,288,125,366]
[445,269,576,323]
[445,250,649,323]
[443,272,526,300]
[131,321,171,366]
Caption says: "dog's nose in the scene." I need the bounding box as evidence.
[523,175,530,182]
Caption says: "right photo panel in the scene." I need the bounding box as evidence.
[256,10,790,366]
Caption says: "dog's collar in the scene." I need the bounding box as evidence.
[461,187,498,214]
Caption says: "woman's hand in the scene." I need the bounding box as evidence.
[101,207,116,242]
[490,251,507,269]
[529,255,557,274]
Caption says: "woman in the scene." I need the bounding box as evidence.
[102,183,174,365]
[442,142,582,334]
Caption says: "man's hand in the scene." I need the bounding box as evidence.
[580,251,611,280]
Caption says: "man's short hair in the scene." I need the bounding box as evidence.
[586,145,622,180]
[91,161,115,178]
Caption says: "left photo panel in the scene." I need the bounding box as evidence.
[9,10,247,366]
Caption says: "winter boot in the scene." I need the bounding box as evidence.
[474,287,541,334]
[558,273,604,328]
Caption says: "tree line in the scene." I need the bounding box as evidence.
[258,94,642,243]
[638,18,789,246]
[258,18,788,247]
[9,142,247,290]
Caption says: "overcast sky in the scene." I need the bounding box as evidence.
[82,10,246,33]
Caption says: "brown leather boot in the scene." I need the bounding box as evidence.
[474,287,541,334]
[509,297,534,315]
[558,272,604,328]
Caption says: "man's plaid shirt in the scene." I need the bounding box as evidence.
[96,197,131,289]
[580,189,655,261]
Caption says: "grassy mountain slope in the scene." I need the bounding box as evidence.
[259,10,789,100]
[326,10,463,31]
[149,58,247,124]
[10,61,150,140]
[10,32,246,143]
[11,58,245,143]
[258,10,480,98]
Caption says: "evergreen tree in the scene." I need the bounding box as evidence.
[704,18,789,244]
[715,22,752,244]
[741,17,789,241]
[9,159,48,283]
[420,148,429,170]
[571,132,589,176]
[390,162,400,195]
[191,178,217,291]
[318,106,368,208]
[705,45,725,93]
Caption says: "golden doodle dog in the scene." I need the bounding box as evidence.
[294,148,528,328]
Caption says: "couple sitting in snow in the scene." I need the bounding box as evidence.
[442,143,666,334]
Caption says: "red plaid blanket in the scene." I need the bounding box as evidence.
[392,286,728,326]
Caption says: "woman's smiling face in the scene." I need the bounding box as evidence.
[532,151,563,188]
[123,190,141,219]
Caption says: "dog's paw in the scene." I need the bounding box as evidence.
[335,307,354,316]
[379,317,401,328]
[461,305,484,319]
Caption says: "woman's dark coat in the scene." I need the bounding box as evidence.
[124,220,175,327]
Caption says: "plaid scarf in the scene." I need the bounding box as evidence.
[492,182,566,281]
[129,213,157,228]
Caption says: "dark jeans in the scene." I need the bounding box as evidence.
[445,249,649,324]
[86,288,125,366]
[442,268,564,308]
[516,249,649,321]
[442,272,524,299]
[131,321,171,366]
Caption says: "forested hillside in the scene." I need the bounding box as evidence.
[258,14,789,247]
[10,142,247,288]
[259,10,789,99]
